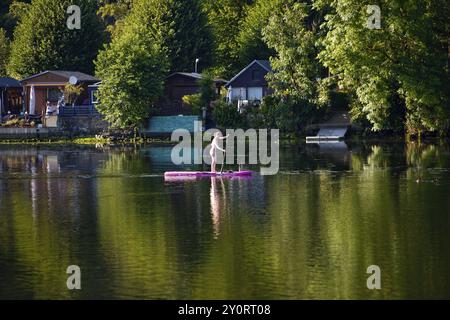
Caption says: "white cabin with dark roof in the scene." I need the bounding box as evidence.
[225,60,273,102]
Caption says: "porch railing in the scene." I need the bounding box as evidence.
[58,105,100,117]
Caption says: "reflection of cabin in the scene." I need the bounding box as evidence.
[21,71,99,116]
[0,77,23,115]
[225,60,273,103]
[156,72,227,116]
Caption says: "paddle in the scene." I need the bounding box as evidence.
[220,154,225,174]
[219,134,229,175]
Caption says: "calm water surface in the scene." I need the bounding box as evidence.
[0,141,449,299]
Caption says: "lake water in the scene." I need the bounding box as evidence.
[0,141,449,299]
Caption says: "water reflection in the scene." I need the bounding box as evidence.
[306,141,349,168]
[210,177,226,238]
[0,141,449,299]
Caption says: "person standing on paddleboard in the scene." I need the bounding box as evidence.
[210,132,229,173]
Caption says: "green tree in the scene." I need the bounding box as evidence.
[64,83,84,106]
[203,0,254,78]
[7,0,31,21]
[95,0,170,128]
[263,1,327,104]
[182,93,202,114]
[199,72,216,108]
[164,0,214,73]
[0,1,31,76]
[183,72,217,115]
[237,0,279,68]
[317,0,450,134]
[98,0,132,37]
[213,100,244,128]
[0,29,9,76]
[0,0,31,37]
[261,0,329,133]
[102,0,214,73]
[7,0,105,79]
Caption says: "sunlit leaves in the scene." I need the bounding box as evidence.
[318,0,450,133]
[7,0,104,79]
[95,0,169,128]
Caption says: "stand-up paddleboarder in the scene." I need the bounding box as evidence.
[210,132,229,173]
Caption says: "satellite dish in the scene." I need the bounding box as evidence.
[69,76,78,85]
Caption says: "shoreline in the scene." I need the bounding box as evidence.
[0,134,448,146]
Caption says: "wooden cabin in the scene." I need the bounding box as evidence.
[156,72,227,116]
[225,60,273,102]
[21,71,99,116]
[0,77,23,115]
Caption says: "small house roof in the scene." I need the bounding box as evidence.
[0,77,21,88]
[255,60,272,72]
[21,70,99,83]
[88,81,102,88]
[166,72,228,84]
[225,60,272,88]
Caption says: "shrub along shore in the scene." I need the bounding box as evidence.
[0,128,444,145]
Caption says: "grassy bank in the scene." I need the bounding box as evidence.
[0,136,176,145]
[1,130,447,146]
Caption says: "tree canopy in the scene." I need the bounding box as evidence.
[237,0,278,69]
[97,0,132,38]
[163,0,214,73]
[0,0,448,135]
[7,0,105,79]
[0,0,31,38]
[95,0,169,128]
[203,0,254,78]
[0,29,9,76]
[317,0,450,133]
[263,0,328,106]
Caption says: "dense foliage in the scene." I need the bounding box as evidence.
[0,29,9,76]
[0,0,448,135]
[212,101,244,128]
[163,0,214,73]
[182,72,217,115]
[95,0,169,128]
[64,83,84,106]
[0,0,31,38]
[317,0,450,134]
[260,0,329,132]
[236,0,278,68]
[7,0,104,79]
[203,0,254,78]
[97,0,132,37]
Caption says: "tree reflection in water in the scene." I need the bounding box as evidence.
[0,141,449,299]
[210,177,227,238]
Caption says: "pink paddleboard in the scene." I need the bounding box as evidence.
[164,170,253,179]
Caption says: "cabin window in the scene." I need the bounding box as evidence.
[231,87,247,100]
[248,87,263,101]
[46,88,63,102]
[252,70,262,80]
[91,90,99,104]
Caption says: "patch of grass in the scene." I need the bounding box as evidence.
[72,137,109,144]
[0,135,177,145]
